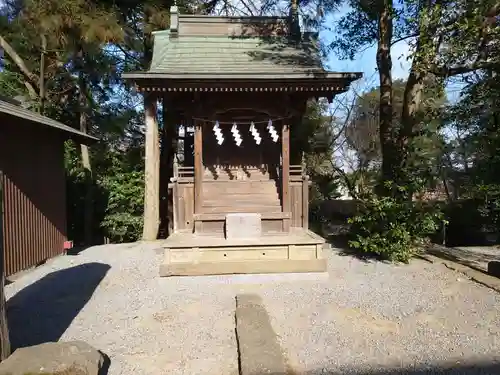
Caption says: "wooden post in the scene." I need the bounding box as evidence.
[282,123,290,231]
[172,182,179,233]
[0,170,11,360]
[142,93,160,241]
[194,120,203,215]
[302,175,309,230]
[159,103,179,238]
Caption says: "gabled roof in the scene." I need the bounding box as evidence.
[122,11,362,88]
[147,31,324,76]
[0,99,98,144]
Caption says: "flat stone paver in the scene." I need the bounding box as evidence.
[5,242,500,375]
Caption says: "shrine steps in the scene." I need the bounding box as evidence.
[202,180,278,193]
[159,228,328,277]
[202,205,281,214]
[193,212,290,221]
[202,180,281,215]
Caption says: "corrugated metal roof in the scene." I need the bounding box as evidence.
[0,99,98,143]
[149,31,325,75]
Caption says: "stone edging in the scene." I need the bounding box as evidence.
[417,253,500,293]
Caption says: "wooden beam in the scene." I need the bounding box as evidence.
[282,123,290,231]
[142,93,160,241]
[194,120,203,215]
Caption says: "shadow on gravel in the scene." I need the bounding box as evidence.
[326,234,387,262]
[259,362,500,374]
[99,350,111,375]
[7,262,110,350]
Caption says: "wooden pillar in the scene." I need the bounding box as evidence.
[194,120,203,215]
[142,93,160,241]
[282,123,290,231]
[159,102,178,238]
[302,175,309,229]
[0,171,11,360]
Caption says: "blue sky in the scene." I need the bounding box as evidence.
[319,10,413,91]
[319,8,465,104]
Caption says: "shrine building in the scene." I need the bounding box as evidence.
[123,5,361,276]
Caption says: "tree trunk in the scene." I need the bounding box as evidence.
[78,71,93,245]
[39,34,47,115]
[376,0,396,194]
[142,93,160,241]
[398,0,442,197]
[0,171,11,361]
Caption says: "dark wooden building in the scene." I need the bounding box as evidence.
[124,6,361,276]
[0,98,97,276]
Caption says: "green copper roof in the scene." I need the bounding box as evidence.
[149,30,325,75]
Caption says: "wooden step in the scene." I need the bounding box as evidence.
[203,181,278,188]
[203,183,277,189]
[194,212,291,221]
[203,200,280,207]
[201,206,283,214]
[203,190,278,197]
[203,189,278,195]
[203,193,279,201]
[203,175,271,181]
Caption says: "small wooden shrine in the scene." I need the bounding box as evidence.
[123,5,361,276]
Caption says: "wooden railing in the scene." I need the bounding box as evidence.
[290,165,304,182]
[175,166,194,182]
[169,164,311,232]
[288,164,310,229]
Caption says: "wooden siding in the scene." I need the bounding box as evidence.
[0,115,67,276]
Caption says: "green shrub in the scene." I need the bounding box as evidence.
[99,170,144,243]
[348,193,444,263]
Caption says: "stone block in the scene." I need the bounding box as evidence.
[225,213,261,239]
[235,294,287,375]
[0,341,108,375]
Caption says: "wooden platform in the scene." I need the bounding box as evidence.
[159,228,327,276]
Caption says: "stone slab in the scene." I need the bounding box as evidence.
[0,341,108,375]
[235,294,287,375]
[225,213,262,239]
[419,253,500,293]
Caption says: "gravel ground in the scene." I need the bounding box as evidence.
[5,242,500,375]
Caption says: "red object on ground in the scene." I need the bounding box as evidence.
[63,240,73,250]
